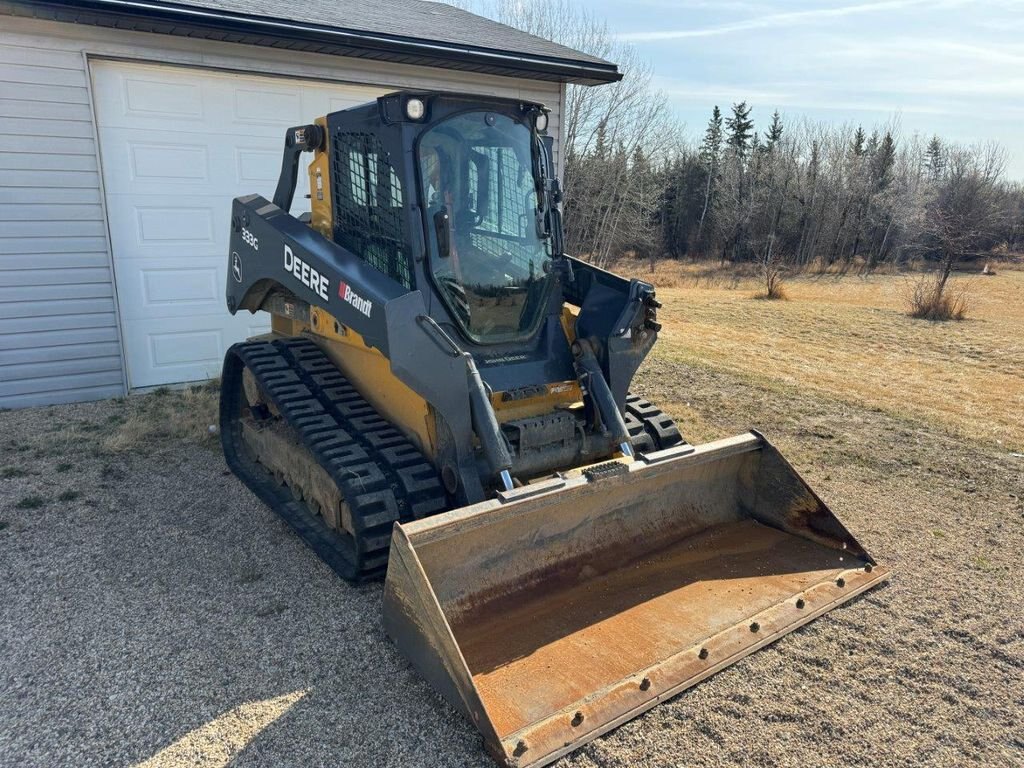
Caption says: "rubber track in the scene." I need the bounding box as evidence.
[624,393,687,453]
[221,337,447,583]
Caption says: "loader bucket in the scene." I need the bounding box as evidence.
[382,432,889,768]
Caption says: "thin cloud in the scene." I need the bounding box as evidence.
[619,0,942,41]
[656,77,959,116]
[792,100,954,116]
[836,38,1024,69]
[857,77,1024,97]
[656,81,794,103]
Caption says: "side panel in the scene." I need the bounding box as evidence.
[228,195,485,502]
[228,194,405,352]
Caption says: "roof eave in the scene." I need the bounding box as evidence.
[2,0,622,85]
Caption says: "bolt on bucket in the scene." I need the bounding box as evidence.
[382,432,889,768]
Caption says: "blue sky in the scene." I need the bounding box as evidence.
[588,0,1024,178]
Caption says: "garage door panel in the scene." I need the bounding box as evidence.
[216,79,315,136]
[141,266,219,307]
[233,85,303,126]
[93,59,386,388]
[236,146,283,185]
[91,70,203,127]
[100,131,284,200]
[129,141,210,184]
[135,205,217,246]
[129,273,222,319]
[150,328,221,369]
[116,260,224,320]
[98,130,211,187]
[125,76,204,121]
[104,194,228,256]
[123,313,270,388]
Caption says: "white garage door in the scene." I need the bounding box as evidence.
[91,60,386,388]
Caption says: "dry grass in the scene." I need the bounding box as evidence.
[27,382,222,458]
[100,382,221,453]
[615,259,1024,452]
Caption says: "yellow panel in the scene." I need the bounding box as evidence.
[560,304,579,345]
[311,315,436,459]
[489,382,582,423]
[265,307,436,458]
[271,314,306,337]
[488,307,581,422]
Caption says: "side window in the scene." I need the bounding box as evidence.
[331,132,412,289]
[470,146,534,238]
[467,145,539,270]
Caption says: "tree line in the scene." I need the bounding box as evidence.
[567,104,1024,270]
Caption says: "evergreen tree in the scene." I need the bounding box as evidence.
[725,101,754,155]
[809,140,821,178]
[871,132,897,191]
[866,130,880,157]
[625,145,658,259]
[850,126,867,157]
[696,106,724,245]
[926,135,945,179]
[700,106,723,167]
[594,118,609,160]
[764,110,783,151]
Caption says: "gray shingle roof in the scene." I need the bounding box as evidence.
[6,0,619,83]
[177,0,612,67]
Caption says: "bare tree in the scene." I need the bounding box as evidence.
[907,142,1009,319]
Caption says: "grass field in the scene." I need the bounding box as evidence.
[618,260,1024,453]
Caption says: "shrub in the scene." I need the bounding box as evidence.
[754,256,788,300]
[906,274,968,321]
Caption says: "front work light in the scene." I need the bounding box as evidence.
[535,110,549,132]
[406,98,426,121]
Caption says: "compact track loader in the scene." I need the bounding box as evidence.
[221,91,888,767]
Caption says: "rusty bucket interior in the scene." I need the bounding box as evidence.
[382,432,889,768]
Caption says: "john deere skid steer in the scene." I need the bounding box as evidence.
[220,91,888,767]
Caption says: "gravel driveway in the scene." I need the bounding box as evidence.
[1,361,1022,767]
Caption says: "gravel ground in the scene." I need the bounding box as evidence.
[1,360,1022,768]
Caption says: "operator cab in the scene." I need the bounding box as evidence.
[274,91,566,349]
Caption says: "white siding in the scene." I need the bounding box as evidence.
[0,15,563,408]
[0,37,122,407]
